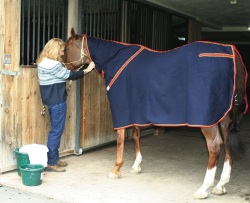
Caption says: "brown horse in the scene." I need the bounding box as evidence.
[63,28,248,199]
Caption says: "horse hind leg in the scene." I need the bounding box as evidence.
[194,125,223,199]
[130,126,142,174]
[212,115,232,195]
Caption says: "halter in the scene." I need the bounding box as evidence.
[63,36,87,70]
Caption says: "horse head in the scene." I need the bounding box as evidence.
[63,28,91,70]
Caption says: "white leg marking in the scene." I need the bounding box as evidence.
[130,152,142,174]
[212,160,231,195]
[194,166,217,199]
[107,171,120,179]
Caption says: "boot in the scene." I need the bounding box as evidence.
[57,160,68,167]
[46,164,66,172]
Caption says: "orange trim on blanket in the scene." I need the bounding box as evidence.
[106,46,145,91]
[83,34,102,77]
[83,34,90,59]
[113,121,219,130]
[198,53,234,58]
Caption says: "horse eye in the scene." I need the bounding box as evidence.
[63,48,68,52]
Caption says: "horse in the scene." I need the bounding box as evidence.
[63,28,248,199]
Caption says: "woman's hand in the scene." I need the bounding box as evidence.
[84,61,95,74]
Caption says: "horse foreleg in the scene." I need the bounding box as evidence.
[212,115,232,195]
[108,128,126,179]
[194,125,223,199]
[130,126,142,174]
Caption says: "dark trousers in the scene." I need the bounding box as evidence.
[47,101,67,165]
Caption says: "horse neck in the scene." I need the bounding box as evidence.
[86,37,127,72]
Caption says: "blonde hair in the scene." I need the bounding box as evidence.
[36,38,65,64]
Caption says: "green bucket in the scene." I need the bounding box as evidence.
[14,148,30,176]
[20,164,44,186]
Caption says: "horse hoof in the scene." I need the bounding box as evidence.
[193,190,208,199]
[130,166,141,174]
[107,171,121,179]
[212,186,226,195]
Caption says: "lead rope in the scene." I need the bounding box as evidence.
[234,93,239,106]
[41,105,45,116]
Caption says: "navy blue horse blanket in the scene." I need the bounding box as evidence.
[84,36,240,129]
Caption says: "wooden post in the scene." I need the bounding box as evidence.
[66,0,79,153]
[0,0,21,172]
[67,0,79,37]
[188,19,202,43]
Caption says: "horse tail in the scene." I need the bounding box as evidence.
[228,101,246,160]
[228,48,248,160]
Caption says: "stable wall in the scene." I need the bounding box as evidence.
[0,0,77,173]
[0,0,116,173]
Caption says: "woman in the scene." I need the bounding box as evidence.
[37,38,95,172]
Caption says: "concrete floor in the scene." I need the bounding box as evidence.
[0,113,249,203]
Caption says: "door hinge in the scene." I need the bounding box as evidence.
[1,69,20,76]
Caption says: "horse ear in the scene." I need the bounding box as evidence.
[71,28,76,39]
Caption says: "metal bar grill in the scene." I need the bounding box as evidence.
[42,0,46,46]
[126,0,188,50]
[21,0,25,65]
[53,0,56,36]
[20,0,68,66]
[27,0,30,64]
[47,1,51,40]
[32,0,36,62]
[80,0,121,41]
[37,0,41,60]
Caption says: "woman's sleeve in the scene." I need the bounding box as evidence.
[67,70,85,80]
[52,63,71,79]
[52,62,85,80]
